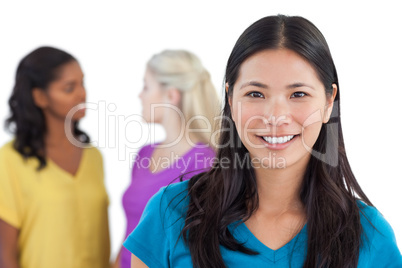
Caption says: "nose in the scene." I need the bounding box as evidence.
[263,98,292,127]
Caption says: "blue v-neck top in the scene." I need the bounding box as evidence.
[124,180,402,267]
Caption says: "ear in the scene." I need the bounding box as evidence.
[166,87,181,106]
[323,83,338,123]
[226,82,232,107]
[32,88,49,109]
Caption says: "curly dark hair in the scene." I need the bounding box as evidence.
[5,46,89,170]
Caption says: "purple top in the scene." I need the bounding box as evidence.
[120,143,215,268]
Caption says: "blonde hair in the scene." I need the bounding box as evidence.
[147,50,220,147]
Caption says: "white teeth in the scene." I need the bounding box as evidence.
[263,135,295,144]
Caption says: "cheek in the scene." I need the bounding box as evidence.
[142,106,165,123]
[48,96,70,112]
[141,101,153,122]
[232,102,270,151]
[142,91,166,120]
[140,94,152,114]
[149,88,165,103]
[153,108,165,122]
[295,105,324,148]
[232,102,262,135]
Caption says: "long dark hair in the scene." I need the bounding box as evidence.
[181,15,373,267]
[5,46,90,170]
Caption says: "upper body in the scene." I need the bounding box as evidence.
[0,46,110,268]
[0,141,110,268]
[120,143,215,268]
[124,180,402,268]
[125,15,402,267]
[116,49,220,268]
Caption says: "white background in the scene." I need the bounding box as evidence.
[1,0,401,261]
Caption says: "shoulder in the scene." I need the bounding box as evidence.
[125,180,189,241]
[148,180,190,214]
[123,180,189,267]
[358,200,394,237]
[0,141,19,158]
[0,141,42,179]
[139,144,154,155]
[358,200,402,266]
[163,179,190,201]
[82,146,104,171]
[0,141,27,166]
[132,144,154,162]
[137,180,190,230]
[84,145,103,160]
[0,141,20,175]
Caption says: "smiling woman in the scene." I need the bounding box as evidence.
[122,15,402,268]
[0,47,110,268]
[230,49,337,169]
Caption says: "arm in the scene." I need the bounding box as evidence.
[0,219,20,268]
[131,254,148,268]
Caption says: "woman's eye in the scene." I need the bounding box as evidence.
[65,87,74,93]
[291,92,307,98]
[247,92,264,98]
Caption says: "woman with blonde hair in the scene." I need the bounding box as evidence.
[114,50,220,268]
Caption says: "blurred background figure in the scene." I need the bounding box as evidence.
[0,47,110,268]
[113,50,220,268]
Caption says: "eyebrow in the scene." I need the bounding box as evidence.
[239,81,315,90]
[286,82,315,90]
[63,75,84,85]
[239,81,268,90]
[63,81,76,86]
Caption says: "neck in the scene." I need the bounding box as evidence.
[253,157,309,214]
[44,114,75,148]
[160,109,200,150]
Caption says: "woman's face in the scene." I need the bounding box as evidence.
[139,68,166,123]
[229,49,336,169]
[40,60,86,122]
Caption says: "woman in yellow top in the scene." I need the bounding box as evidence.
[0,47,110,268]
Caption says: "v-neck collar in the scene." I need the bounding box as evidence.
[47,148,87,180]
[232,222,307,263]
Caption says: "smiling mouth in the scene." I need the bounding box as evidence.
[260,135,299,144]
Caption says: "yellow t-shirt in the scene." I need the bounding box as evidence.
[0,141,110,268]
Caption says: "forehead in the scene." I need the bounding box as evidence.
[144,67,157,82]
[235,49,321,87]
[55,60,83,80]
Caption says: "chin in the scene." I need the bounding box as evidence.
[71,111,86,121]
[248,151,288,169]
[142,118,152,123]
[76,112,86,119]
